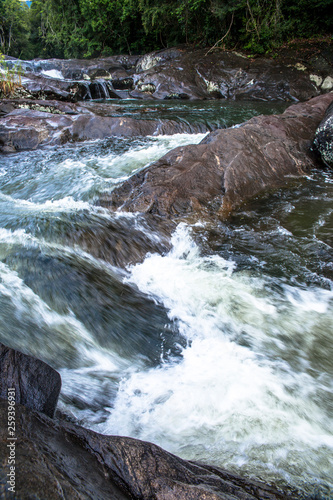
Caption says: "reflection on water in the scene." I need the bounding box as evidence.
[0,102,332,498]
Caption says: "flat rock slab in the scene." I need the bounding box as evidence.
[0,401,299,499]
[103,93,333,218]
[0,343,61,418]
[0,102,208,152]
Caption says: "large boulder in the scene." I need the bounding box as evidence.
[313,101,333,167]
[0,343,61,418]
[101,93,333,218]
[0,400,300,499]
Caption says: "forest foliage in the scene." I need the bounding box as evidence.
[0,0,332,59]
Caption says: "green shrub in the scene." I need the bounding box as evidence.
[0,51,22,97]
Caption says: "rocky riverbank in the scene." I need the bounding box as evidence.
[0,343,303,499]
[3,44,333,102]
[1,44,332,153]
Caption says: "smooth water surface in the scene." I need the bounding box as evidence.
[0,101,332,499]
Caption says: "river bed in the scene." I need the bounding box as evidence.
[0,100,332,499]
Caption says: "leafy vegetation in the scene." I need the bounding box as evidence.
[0,50,22,96]
[0,0,332,59]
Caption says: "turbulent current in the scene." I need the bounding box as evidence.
[0,100,332,499]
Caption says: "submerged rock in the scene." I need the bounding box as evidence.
[0,343,61,418]
[313,101,333,167]
[102,93,333,218]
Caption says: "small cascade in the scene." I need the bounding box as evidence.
[99,80,111,98]
[80,81,93,100]
[81,80,123,100]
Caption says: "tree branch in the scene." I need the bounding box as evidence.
[205,11,234,56]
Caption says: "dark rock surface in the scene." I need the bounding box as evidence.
[0,100,208,152]
[313,101,333,167]
[0,400,300,500]
[133,48,322,102]
[101,93,333,218]
[0,343,61,418]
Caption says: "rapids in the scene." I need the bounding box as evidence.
[0,100,332,499]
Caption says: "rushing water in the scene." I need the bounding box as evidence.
[0,101,332,499]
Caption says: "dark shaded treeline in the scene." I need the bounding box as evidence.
[1,0,333,60]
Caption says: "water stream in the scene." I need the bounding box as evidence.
[0,100,332,498]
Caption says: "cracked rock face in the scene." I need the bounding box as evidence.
[313,101,333,168]
[100,93,333,218]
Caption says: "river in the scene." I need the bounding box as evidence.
[0,100,332,499]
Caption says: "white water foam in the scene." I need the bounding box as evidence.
[41,69,64,80]
[0,133,206,204]
[98,223,333,491]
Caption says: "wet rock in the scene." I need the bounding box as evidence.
[130,48,324,102]
[104,93,333,218]
[0,102,15,116]
[4,55,139,81]
[8,46,329,104]
[0,101,209,152]
[0,400,299,500]
[21,74,125,101]
[0,343,61,418]
[21,73,77,101]
[313,101,333,167]
[0,108,75,151]
[112,77,134,90]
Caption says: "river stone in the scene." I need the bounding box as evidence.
[103,93,333,218]
[313,101,333,167]
[0,400,299,499]
[0,343,61,418]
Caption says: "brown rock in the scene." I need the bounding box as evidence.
[104,94,333,218]
[0,343,61,418]
[132,48,322,101]
[0,103,209,152]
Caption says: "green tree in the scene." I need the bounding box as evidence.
[0,0,31,57]
[4,0,333,59]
